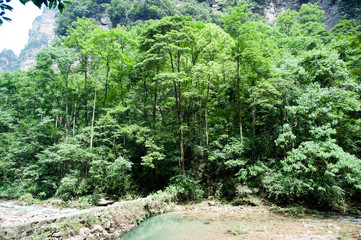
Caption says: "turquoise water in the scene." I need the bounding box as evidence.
[119,212,236,240]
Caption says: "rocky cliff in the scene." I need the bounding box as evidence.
[0,8,57,72]
[264,0,340,29]
[0,49,17,72]
[0,0,348,73]
[19,8,57,71]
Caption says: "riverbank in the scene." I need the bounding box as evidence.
[168,202,361,240]
[0,192,174,239]
[1,197,360,239]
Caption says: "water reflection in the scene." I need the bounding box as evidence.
[119,212,235,240]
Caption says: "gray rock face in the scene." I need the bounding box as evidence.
[19,8,57,71]
[264,0,301,22]
[263,0,340,30]
[311,0,340,29]
[0,49,17,72]
[1,0,342,73]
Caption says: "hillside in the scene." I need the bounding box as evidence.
[0,0,361,215]
[1,0,360,72]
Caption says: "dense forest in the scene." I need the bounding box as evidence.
[1,0,361,212]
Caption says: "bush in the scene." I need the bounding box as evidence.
[18,193,35,205]
[167,175,204,201]
[56,175,80,201]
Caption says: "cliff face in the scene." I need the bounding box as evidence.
[264,0,340,29]
[0,49,17,72]
[19,8,57,71]
[0,0,344,73]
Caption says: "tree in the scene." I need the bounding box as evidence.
[276,9,298,35]
[276,84,361,209]
[89,27,128,107]
[140,15,195,175]
[39,46,79,140]
[0,0,70,25]
[294,3,329,41]
[63,17,99,126]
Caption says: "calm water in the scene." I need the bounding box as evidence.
[119,210,361,240]
[119,212,238,240]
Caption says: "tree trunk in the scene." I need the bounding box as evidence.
[180,127,185,175]
[65,75,69,142]
[104,61,110,107]
[205,77,210,149]
[84,60,89,126]
[90,79,97,149]
[179,84,185,175]
[153,81,158,128]
[73,101,76,137]
[120,64,124,103]
[252,97,256,157]
[236,59,243,142]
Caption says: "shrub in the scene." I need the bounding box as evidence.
[167,175,204,201]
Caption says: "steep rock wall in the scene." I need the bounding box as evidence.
[19,8,57,71]
[264,0,340,29]
[1,0,343,73]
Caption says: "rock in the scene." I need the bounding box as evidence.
[85,233,96,240]
[90,224,104,234]
[97,198,115,206]
[262,0,340,30]
[236,185,252,198]
[52,232,62,238]
[79,227,90,236]
[51,199,64,206]
[105,221,111,230]
[20,9,57,71]
[208,201,216,207]
[67,237,83,240]
[173,206,182,211]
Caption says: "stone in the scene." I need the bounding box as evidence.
[105,221,111,230]
[236,185,252,198]
[79,227,90,236]
[85,233,96,240]
[52,232,62,238]
[90,224,104,234]
[208,201,216,207]
[97,198,115,206]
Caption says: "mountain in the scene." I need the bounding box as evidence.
[19,8,57,71]
[0,8,57,72]
[0,0,359,73]
[263,0,340,29]
[0,49,17,72]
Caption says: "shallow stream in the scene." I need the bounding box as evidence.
[0,200,77,215]
[119,207,361,240]
[119,212,238,240]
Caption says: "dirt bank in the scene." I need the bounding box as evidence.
[0,193,174,239]
[1,198,360,239]
[171,202,361,240]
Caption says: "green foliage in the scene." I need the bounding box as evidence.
[107,0,223,28]
[1,1,361,212]
[168,175,204,201]
[297,48,349,87]
[265,84,361,209]
[338,0,361,21]
[276,10,298,35]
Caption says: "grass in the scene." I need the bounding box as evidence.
[229,224,248,235]
[339,229,350,239]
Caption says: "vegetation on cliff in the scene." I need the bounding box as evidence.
[1,0,361,212]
